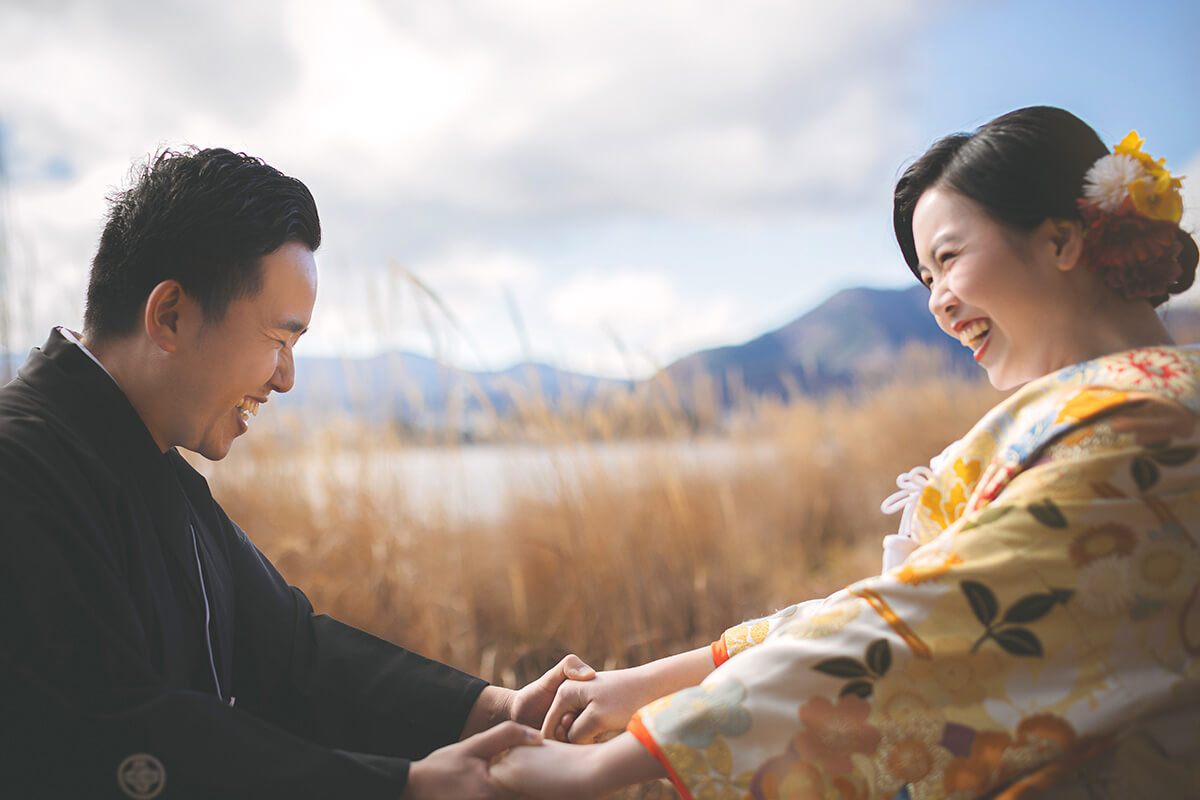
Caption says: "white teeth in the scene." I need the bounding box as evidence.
[957,319,991,350]
[235,398,260,423]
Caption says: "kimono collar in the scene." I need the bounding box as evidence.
[911,345,1200,544]
[18,328,175,485]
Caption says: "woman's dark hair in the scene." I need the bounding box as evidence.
[893,105,1197,307]
[84,147,321,339]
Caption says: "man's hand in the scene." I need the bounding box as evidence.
[510,654,596,729]
[460,654,596,739]
[402,721,540,800]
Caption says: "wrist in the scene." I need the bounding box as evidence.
[459,685,516,739]
[586,734,667,796]
[398,760,424,799]
[636,646,713,697]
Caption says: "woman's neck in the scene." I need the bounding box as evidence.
[1062,296,1176,366]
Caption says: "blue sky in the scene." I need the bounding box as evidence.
[1,0,1197,377]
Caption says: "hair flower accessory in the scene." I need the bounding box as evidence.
[1078,131,1186,300]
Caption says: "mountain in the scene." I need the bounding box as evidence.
[658,285,978,403]
[273,350,631,428]
[271,284,978,427]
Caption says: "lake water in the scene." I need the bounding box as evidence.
[199,437,780,524]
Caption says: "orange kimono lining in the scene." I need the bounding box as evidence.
[627,712,696,800]
[711,637,729,666]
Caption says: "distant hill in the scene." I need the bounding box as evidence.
[659,285,978,403]
[275,285,983,427]
[274,351,632,428]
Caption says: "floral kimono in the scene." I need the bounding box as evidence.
[629,346,1200,800]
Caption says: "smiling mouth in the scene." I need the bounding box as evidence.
[235,397,261,423]
[957,319,992,353]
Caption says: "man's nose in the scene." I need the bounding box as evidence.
[271,348,296,394]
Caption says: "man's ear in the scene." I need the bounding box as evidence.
[1046,218,1085,272]
[143,280,188,352]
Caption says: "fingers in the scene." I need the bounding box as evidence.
[554,712,576,743]
[540,680,589,740]
[560,653,597,681]
[535,654,596,695]
[462,720,543,759]
[566,705,607,744]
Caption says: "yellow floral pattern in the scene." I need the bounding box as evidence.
[630,346,1200,800]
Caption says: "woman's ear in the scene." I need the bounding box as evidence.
[143,280,187,352]
[1046,218,1085,272]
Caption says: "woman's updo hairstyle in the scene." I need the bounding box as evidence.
[893,105,1198,307]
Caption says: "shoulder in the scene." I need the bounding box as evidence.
[1050,346,1200,411]
[0,380,116,500]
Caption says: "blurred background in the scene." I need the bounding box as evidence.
[2,2,1198,794]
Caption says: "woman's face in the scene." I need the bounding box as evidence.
[912,186,1077,390]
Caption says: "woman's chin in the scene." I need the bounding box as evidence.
[983,363,1038,392]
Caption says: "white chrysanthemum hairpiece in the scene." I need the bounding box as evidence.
[1082,153,1145,213]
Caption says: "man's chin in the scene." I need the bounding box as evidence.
[191,438,236,462]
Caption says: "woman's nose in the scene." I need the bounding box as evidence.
[927,282,957,327]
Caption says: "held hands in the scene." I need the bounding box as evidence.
[509,654,597,729]
[490,733,668,800]
[540,667,653,743]
[540,647,717,743]
[489,737,603,799]
[401,722,540,800]
[404,654,597,799]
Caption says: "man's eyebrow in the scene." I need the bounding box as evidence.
[273,318,308,335]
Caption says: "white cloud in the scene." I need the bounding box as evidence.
[549,271,675,328]
[3,0,931,218]
[547,268,741,374]
[0,0,938,364]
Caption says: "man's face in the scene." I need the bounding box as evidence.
[170,241,317,460]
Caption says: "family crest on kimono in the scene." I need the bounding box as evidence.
[490,106,1200,800]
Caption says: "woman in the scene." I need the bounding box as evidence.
[491,106,1200,799]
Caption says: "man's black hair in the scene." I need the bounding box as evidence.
[84,147,321,339]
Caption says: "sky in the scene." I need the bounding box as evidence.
[1,0,1198,378]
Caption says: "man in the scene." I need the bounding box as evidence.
[0,148,591,798]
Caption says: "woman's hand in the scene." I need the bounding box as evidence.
[540,667,650,743]
[489,733,666,800]
[509,654,596,729]
[542,646,716,743]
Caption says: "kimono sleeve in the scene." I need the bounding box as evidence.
[712,599,826,665]
[220,512,488,759]
[628,408,1200,800]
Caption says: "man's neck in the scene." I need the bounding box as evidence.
[77,331,173,454]
[59,328,117,383]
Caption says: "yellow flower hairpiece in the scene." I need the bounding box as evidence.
[1078,130,1187,300]
[1105,131,1184,223]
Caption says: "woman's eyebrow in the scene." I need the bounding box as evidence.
[930,232,961,253]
